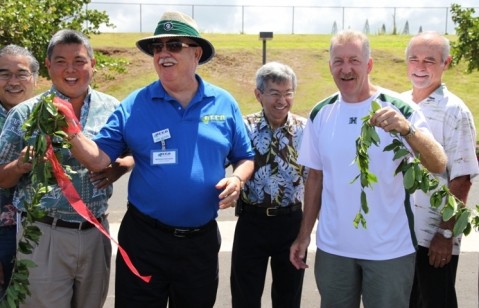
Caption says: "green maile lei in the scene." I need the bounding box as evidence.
[0,93,74,308]
[352,100,474,236]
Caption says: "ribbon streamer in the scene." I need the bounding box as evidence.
[45,143,151,283]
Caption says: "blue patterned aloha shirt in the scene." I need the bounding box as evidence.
[0,86,119,222]
[242,111,309,207]
[0,103,16,227]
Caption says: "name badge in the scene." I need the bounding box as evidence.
[152,129,171,143]
[151,150,177,165]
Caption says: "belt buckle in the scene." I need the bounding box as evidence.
[266,207,279,217]
[173,228,190,238]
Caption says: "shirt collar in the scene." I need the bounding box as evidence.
[258,110,296,135]
[424,83,447,103]
[49,85,92,126]
[0,103,7,117]
[152,74,211,103]
[49,85,92,103]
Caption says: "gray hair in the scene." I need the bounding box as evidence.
[330,30,371,60]
[406,31,450,62]
[47,29,94,60]
[0,44,40,79]
[256,61,297,92]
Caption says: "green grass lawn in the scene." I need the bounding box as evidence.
[89,33,479,136]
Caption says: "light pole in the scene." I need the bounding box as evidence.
[259,32,273,64]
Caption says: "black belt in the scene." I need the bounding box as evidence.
[241,203,302,217]
[0,225,16,231]
[127,202,215,238]
[22,213,105,230]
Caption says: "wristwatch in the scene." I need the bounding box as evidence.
[437,227,453,239]
[402,124,416,139]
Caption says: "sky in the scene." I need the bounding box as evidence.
[88,0,479,34]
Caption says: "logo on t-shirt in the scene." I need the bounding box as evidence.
[201,114,226,124]
[349,117,357,124]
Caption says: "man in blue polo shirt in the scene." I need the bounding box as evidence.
[55,11,255,308]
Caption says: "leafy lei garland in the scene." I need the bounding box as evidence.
[0,93,73,308]
[352,100,476,236]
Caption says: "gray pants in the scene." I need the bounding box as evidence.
[314,248,415,308]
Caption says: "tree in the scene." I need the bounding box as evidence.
[380,24,386,34]
[450,4,479,73]
[0,0,114,77]
[363,19,370,34]
[331,21,338,34]
[403,21,410,35]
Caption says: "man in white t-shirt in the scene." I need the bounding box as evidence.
[404,31,479,308]
[289,30,447,308]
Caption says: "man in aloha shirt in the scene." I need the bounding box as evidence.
[0,45,39,298]
[0,30,132,307]
[231,62,308,308]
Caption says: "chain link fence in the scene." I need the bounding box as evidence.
[88,2,478,35]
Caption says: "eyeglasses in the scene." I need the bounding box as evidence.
[151,41,199,54]
[0,71,33,81]
[261,90,295,100]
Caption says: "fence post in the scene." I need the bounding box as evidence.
[242,6,245,34]
[292,6,295,34]
[445,7,448,35]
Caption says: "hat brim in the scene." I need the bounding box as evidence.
[136,34,215,65]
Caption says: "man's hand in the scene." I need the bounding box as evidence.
[290,237,310,270]
[90,165,118,189]
[428,233,453,268]
[53,97,81,134]
[215,176,242,209]
[370,106,410,135]
[16,146,33,174]
[90,156,134,189]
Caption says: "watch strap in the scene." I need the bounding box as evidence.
[403,123,416,139]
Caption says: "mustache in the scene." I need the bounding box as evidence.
[340,73,355,79]
[5,86,22,91]
[158,57,178,65]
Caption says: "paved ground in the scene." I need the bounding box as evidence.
[103,173,479,307]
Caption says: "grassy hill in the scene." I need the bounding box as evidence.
[39,33,479,134]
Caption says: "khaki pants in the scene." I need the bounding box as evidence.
[17,219,112,308]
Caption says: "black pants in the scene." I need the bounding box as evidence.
[230,210,304,308]
[115,206,221,308]
[409,245,459,308]
[0,226,16,297]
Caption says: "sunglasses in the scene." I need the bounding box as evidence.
[151,41,199,54]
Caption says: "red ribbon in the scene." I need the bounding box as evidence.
[45,142,152,283]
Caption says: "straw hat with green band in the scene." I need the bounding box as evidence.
[136,11,215,64]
